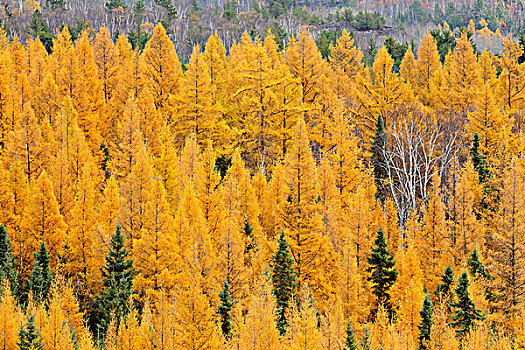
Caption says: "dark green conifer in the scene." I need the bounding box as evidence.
[89,225,134,342]
[105,0,125,10]
[271,231,296,335]
[27,11,54,53]
[434,266,454,301]
[417,294,434,350]
[18,314,44,350]
[344,321,358,350]
[244,217,257,256]
[99,141,111,180]
[467,249,490,280]
[367,228,397,319]
[450,272,484,338]
[0,224,18,297]
[470,133,490,184]
[371,115,388,202]
[359,327,372,350]
[27,241,52,304]
[217,279,235,340]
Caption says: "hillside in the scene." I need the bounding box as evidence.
[0,5,524,350]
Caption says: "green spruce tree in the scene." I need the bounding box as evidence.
[217,279,235,340]
[434,266,454,301]
[272,231,296,335]
[99,141,111,180]
[359,327,372,350]
[0,224,18,297]
[467,249,496,306]
[244,217,257,257]
[344,320,358,350]
[27,241,52,304]
[417,294,434,350]
[450,272,484,338]
[467,249,490,280]
[18,314,44,350]
[470,133,490,185]
[371,115,388,203]
[90,225,134,342]
[367,228,398,319]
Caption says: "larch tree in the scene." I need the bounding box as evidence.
[469,49,508,159]
[139,23,183,121]
[0,286,21,349]
[5,160,32,278]
[4,104,45,185]
[119,147,154,255]
[26,170,68,265]
[238,278,281,349]
[173,269,223,350]
[329,29,367,101]
[66,160,100,297]
[440,32,481,116]
[415,32,441,106]
[490,158,525,317]
[447,161,483,266]
[419,173,450,290]
[73,30,104,152]
[498,37,525,118]
[285,26,334,150]
[93,25,119,105]
[134,179,181,294]
[175,44,222,147]
[281,117,338,301]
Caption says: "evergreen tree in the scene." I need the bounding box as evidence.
[359,327,372,350]
[271,231,296,335]
[367,228,398,318]
[46,0,66,11]
[90,225,134,342]
[243,217,257,255]
[99,141,111,179]
[217,279,235,340]
[434,266,454,300]
[27,11,54,53]
[18,314,44,350]
[105,0,124,10]
[467,249,496,305]
[467,249,490,280]
[470,133,490,184]
[27,241,52,304]
[0,224,18,297]
[417,294,434,350]
[371,115,388,202]
[450,272,484,338]
[344,320,358,350]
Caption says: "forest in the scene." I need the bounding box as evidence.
[0,14,525,349]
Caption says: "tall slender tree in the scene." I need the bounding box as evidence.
[367,228,398,319]
[371,115,388,202]
[27,241,52,304]
[217,279,235,340]
[450,272,484,338]
[90,225,134,342]
[417,294,434,350]
[0,224,18,296]
[272,231,296,335]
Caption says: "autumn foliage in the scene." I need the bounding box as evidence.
[0,23,524,349]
